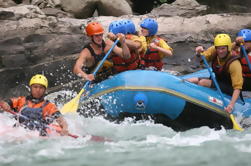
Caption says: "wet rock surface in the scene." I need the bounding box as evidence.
[1,2,251,99]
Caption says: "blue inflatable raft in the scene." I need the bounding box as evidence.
[79,69,251,131]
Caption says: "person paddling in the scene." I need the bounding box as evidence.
[0,74,69,136]
[187,34,243,113]
[139,18,173,70]
[233,29,251,91]
[73,21,130,82]
[107,19,147,73]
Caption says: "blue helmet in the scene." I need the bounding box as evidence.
[108,20,127,35]
[140,18,158,36]
[122,19,136,34]
[237,29,251,42]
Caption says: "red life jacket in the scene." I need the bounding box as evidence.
[112,52,140,73]
[232,49,251,78]
[141,37,163,70]
[240,52,251,78]
[112,34,140,73]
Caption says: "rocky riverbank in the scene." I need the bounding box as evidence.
[1,0,251,99]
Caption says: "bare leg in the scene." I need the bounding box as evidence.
[198,79,212,88]
[186,77,199,84]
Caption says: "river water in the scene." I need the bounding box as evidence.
[1,81,251,166]
[1,106,251,165]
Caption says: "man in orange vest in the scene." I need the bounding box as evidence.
[0,74,69,136]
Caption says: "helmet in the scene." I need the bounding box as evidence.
[140,18,158,36]
[214,34,232,51]
[85,22,104,36]
[237,29,251,42]
[122,19,136,34]
[29,74,48,88]
[108,20,127,34]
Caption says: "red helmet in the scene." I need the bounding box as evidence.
[85,22,104,36]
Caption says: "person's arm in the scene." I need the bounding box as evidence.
[45,103,69,136]
[226,89,240,113]
[55,116,69,136]
[73,49,95,81]
[107,32,141,50]
[195,46,204,54]
[125,39,141,51]
[226,61,243,113]
[0,100,11,112]
[150,39,173,57]
[107,33,130,59]
[151,43,173,57]
[196,46,215,62]
[126,36,147,55]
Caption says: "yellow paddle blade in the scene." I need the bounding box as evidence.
[60,89,85,114]
[230,114,244,131]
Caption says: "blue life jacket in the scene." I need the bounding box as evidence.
[18,101,49,131]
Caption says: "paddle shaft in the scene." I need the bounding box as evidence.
[5,109,78,138]
[201,55,227,108]
[240,44,251,72]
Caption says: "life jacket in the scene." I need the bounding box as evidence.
[231,48,251,78]
[82,40,106,73]
[112,34,140,73]
[19,100,49,130]
[212,54,240,86]
[10,96,59,136]
[141,37,163,70]
[82,40,113,81]
[240,51,251,78]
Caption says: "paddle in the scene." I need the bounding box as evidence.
[240,44,251,72]
[200,55,244,131]
[60,38,120,114]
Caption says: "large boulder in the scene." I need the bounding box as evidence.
[150,0,207,17]
[1,4,251,99]
[60,0,132,19]
[30,0,61,8]
[0,0,17,8]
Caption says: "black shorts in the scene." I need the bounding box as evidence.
[243,77,251,91]
[210,79,233,96]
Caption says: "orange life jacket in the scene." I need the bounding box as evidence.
[112,34,140,73]
[141,37,163,70]
[9,96,60,135]
[10,96,58,120]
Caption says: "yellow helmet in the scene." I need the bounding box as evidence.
[214,34,232,51]
[29,74,48,88]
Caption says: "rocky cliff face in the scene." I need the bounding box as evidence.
[0,1,251,99]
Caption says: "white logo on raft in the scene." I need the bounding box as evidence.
[208,96,223,107]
